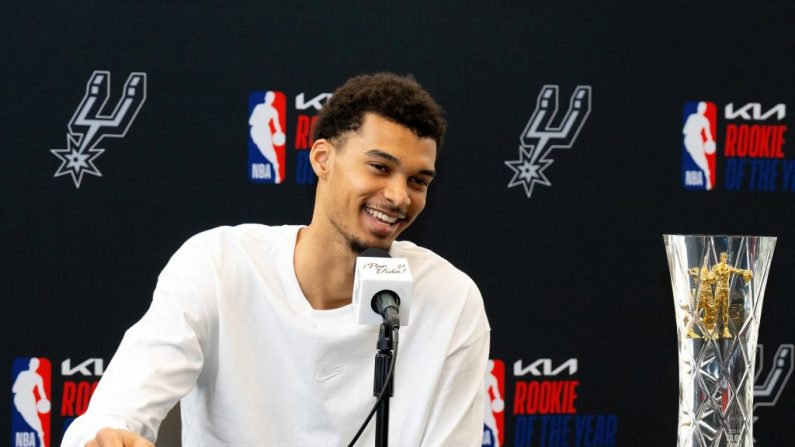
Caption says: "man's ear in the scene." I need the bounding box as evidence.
[309,138,332,179]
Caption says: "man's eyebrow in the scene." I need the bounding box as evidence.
[365,149,436,178]
[366,149,400,164]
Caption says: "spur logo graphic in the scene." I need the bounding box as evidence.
[505,85,592,198]
[51,71,147,188]
[11,357,52,447]
[754,344,794,420]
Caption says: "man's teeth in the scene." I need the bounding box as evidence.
[366,208,400,224]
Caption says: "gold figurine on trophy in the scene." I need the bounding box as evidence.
[687,252,753,339]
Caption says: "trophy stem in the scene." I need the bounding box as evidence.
[664,235,775,447]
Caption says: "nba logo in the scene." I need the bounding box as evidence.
[483,359,505,447]
[682,101,718,190]
[11,358,51,447]
[248,90,287,184]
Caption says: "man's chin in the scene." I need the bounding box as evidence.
[347,235,393,254]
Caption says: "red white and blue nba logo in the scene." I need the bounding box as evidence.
[248,90,288,183]
[682,101,718,190]
[483,359,505,447]
[11,357,51,447]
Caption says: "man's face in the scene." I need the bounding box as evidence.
[315,113,437,252]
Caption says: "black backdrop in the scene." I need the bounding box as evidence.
[3,2,795,446]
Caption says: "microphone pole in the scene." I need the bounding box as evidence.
[374,323,395,447]
[371,286,401,447]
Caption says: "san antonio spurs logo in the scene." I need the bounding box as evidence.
[754,344,794,419]
[505,85,591,198]
[51,71,147,188]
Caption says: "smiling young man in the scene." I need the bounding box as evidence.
[63,73,490,447]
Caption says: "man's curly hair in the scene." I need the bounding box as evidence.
[314,73,447,148]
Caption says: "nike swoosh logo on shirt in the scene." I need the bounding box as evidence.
[316,366,345,382]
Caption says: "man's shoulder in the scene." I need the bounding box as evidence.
[185,224,300,249]
[167,224,301,267]
[392,240,475,288]
[159,224,301,282]
[394,241,489,338]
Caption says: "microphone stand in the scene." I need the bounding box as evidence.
[374,324,395,447]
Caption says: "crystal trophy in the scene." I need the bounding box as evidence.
[664,235,775,447]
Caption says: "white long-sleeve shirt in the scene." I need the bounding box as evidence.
[62,224,490,446]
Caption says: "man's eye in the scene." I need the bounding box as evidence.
[410,177,429,187]
[370,163,388,172]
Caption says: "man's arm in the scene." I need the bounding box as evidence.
[61,236,217,446]
[420,281,491,446]
[421,331,490,446]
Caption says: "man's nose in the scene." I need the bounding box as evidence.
[384,177,410,209]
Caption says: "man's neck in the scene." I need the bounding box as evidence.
[293,225,359,310]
